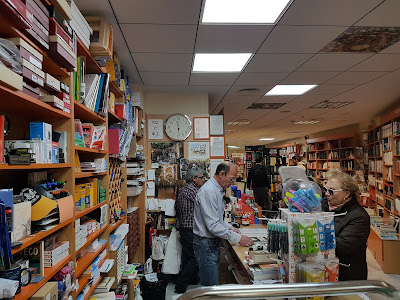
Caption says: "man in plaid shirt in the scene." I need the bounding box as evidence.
[174,167,205,293]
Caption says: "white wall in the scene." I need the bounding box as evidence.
[144,93,209,115]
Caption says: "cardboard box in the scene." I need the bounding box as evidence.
[19,47,42,69]
[0,64,23,90]
[31,282,58,300]
[24,0,49,27]
[49,18,73,51]
[7,37,43,62]
[48,41,76,71]
[44,73,61,93]
[22,66,44,87]
[30,122,52,142]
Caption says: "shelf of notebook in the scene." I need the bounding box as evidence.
[84,275,103,300]
[0,85,71,119]
[110,80,124,98]
[75,201,108,220]
[108,216,126,233]
[76,241,108,277]
[75,146,108,154]
[14,254,72,300]
[76,225,108,255]
[108,110,123,123]
[0,20,69,78]
[77,254,108,295]
[77,38,106,74]
[12,219,73,255]
[0,163,72,170]
[74,101,107,123]
[75,171,108,178]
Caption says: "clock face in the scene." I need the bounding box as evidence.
[164,114,192,141]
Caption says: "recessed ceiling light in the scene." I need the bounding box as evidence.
[293,120,321,125]
[265,85,318,96]
[259,138,275,141]
[201,0,293,24]
[192,53,252,72]
[228,145,240,149]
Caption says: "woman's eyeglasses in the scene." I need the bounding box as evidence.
[324,186,343,195]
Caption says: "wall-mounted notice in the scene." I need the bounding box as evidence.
[210,115,224,136]
[148,119,164,140]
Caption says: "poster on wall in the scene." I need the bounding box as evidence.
[210,158,224,176]
[210,115,224,136]
[193,117,210,140]
[148,119,164,140]
[180,159,210,180]
[188,142,210,160]
[210,136,225,158]
[151,142,184,165]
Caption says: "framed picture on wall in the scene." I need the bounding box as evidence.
[210,115,224,136]
[188,141,210,160]
[210,136,225,158]
[148,119,164,140]
[193,117,210,140]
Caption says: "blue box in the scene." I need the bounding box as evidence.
[30,122,52,142]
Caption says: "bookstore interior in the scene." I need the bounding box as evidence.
[1,0,400,299]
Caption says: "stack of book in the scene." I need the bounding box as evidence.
[244,251,280,281]
[43,241,69,267]
[80,73,110,116]
[93,277,115,295]
[67,0,92,49]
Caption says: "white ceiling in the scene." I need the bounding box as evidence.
[75,0,400,146]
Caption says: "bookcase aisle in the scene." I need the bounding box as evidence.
[0,1,145,299]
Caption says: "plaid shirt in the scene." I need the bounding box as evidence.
[175,181,199,229]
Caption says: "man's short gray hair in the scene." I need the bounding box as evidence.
[186,167,204,182]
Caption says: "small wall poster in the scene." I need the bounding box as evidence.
[188,142,210,160]
[210,115,224,136]
[148,119,164,140]
[210,136,225,157]
[210,158,224,176]
[193,117,210,140]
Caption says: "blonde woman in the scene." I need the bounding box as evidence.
[324,169,370,281]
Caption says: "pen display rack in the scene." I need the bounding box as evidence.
[109,158,122,222]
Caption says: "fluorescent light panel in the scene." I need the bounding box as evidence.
[228,145,240,148]
[259,138,275,141]
[227,121,250,126]
[202,0,292,24]
[192,53,252,72]
[293,120,320,125]
[266,85,318,96]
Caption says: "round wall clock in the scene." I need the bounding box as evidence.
[164,113,192,141]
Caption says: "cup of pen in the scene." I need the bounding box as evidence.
[0,265,32,294]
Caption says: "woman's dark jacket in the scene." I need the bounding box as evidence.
[325,197,370,281]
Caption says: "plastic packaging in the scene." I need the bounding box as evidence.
[0,38,22,74]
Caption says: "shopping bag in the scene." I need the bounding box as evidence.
[161,228,182,274]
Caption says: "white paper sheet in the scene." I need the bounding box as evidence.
[147,169,155,180]
[151,163,160,169]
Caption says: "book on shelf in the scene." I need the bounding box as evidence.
[93,277,115,294]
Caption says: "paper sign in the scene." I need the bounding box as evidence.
[210,158,224,177]
[210,115,224,136]
[210,136,225,157]
[147,181,155,189]
[146,188,155,197]
[147,169,155,180]
[148,119,164,140]
[151,163,159,169]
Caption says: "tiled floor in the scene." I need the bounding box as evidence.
[162,249,400,300]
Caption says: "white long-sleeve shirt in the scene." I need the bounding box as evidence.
[193,177,241,243]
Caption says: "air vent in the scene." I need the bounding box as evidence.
[280,110,291,113]
[322,27,400,53]
[309,101,354,109]
[247,103,286,109]
[239,88,260,93]
[285,130,304,133]
[227,121,250,126]
[225,129,237,132]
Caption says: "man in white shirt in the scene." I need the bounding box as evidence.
[193,161,254,286]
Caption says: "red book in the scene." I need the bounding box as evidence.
[108,128,120,154]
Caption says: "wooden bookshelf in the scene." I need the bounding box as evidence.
[75,171,108,178]
[0,163,72,170]
[110,81,124,98]
[76,242,108,277]
[84,275,103,300]
[75,146,108,154]
[108,216,126,233]
[74,101,107,123]
[77,277,90,295]
[75,201,108,220]
[14,254,72,300]
[108,110,123,123]
[76,226,108,255]
[12,219,73,254]
[77,38,106,74]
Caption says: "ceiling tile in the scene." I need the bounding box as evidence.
[228,85,274,96]
[355,0,400,27]
[259,26,347,53]
[307,84,358,95]
[189,73,240,86]
[235,72,289,86]
[256,95,297,103]
[244,54,313,72]
[348,54,400,72]
[195,25,273,53]
[122,24,197,53]
[233,109,268,122]
[280,72,340,84]
[133,53,193,72]
[225,95,260,105]
[278,0,383,26]
[292,94,333,104]
[110,0,202,24]
[140,72,189,85]
[381,41,400,54]
[298,53,374,71]
[325,71,388,85]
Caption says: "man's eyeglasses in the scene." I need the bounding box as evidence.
[324,186,343,195]
[196,176,205,180]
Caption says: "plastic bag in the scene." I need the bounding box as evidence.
[151,236,165,260]
[0,38,22,74]
[161,228,182,274]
